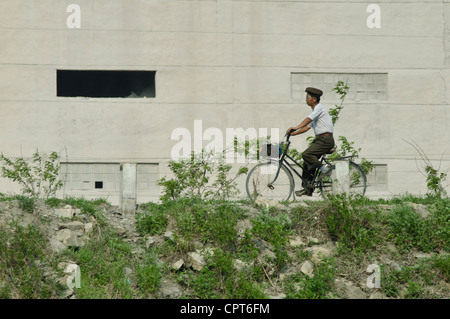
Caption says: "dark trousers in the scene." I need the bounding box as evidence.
[301,136,335,189]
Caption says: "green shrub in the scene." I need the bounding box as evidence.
[432,254,450,281]
[136,204,168,236]
[226,271,267,299]
[136,261,162,294]
[388,200,449,252]
[0,222,62,298]
[64,229,134,298]
[284,257,336,299]
[15,195,35,213]
[0,149,63,199]
[326,194,383,253]
[157,151,247,202]
[251,210,293,270]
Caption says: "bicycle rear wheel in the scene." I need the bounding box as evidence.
[319,161,367,197]
[246,161,294,202]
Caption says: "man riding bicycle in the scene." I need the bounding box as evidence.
[287,87,335,196]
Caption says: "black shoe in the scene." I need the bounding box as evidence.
[295,189,313,197]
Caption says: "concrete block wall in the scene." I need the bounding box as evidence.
[0,0,449,202]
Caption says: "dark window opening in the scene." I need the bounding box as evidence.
[57,70,156,98]
[95,181,104,189]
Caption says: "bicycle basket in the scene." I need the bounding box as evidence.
[259,143,282,158]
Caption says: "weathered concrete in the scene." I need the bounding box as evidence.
[120,163,137,214]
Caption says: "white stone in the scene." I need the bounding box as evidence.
[234,259,248,271]
[54,229,84,248]
[84,222,93,234]
[187,251,207,271]
[306,246,333,264]
[300,260,314,278]
[145,236,161,249]
[159,279,182,299]
[50,238,67,254]
[164,231,174,241]
[54,205,74,219]
[407,203,430,219]
[58,221,85,234]
[307,236,320,244]
[289,236,305,247]
[172,259,184,271]
[255,198,285,210]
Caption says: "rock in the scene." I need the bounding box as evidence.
[369,292,386,299]
[234,259,248,271]
[164,231,174,241]
[50,238,67,254]
[255,198,285,210]
[307,236,320,244]
[289,236,305,247]
[300,260,314,278]
[187,250,207,271]
[84,223,94,234]
[171,259,184,271]
[264,288,286,299]
[159,279,182,298]
[54,229,85,248]
[279,263,298,281]
[306,245,333,264]
[54,205,75,219]
[260,247,276,260]
[335,278,366,299]
[346,285,366,299]
[57,262,69,270]
[192,240,204,250]
[58,221,85,235]
[407,203,430,219]
[145,236,160,249]
[236,219,252,237]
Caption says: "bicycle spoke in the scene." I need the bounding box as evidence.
[319,161,366,197]
[246,162,293,202]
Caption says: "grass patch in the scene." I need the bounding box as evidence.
[325,194,387,254]
[0,221,64,298]
[283,257,336,299]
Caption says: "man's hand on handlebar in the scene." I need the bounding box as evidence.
[286,127,297,136]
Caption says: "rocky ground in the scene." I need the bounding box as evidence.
[0,197,448,299]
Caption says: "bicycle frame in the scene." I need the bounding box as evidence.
[266,132,355,189]
[266,132,324,188]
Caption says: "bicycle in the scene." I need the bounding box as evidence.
[245,130,367,202]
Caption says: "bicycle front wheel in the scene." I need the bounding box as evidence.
[246,161,294,202]
[319,161,367,197]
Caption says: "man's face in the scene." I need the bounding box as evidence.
[305,94,316,107]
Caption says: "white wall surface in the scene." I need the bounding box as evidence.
[0,0,449,202]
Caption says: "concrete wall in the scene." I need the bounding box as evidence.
[0,0,449,203]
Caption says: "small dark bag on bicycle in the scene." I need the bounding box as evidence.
[259,143,282,158]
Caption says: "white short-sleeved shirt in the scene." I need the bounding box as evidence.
[307,103,334,135]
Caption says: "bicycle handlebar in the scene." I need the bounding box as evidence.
[285,129,297,142]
